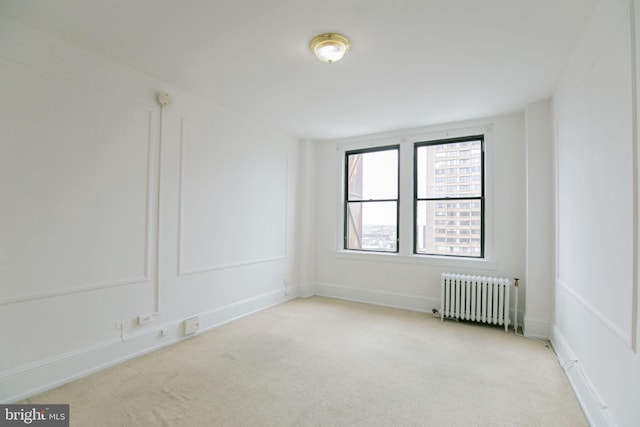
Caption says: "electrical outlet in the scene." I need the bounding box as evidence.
[138,313,153,325]
[184,316,200,335]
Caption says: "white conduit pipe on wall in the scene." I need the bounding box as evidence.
[152,92,173,317]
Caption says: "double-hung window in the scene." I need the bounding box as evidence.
[414,135,484,257]
[344,145,399,252]
[341,132,486,258]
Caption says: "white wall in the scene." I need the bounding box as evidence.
[525,99,555,338]
[552,0,640,425]
[6,3,638,421]
[0,16,299,402]
[295,140,317,298]
[310,115,527,319]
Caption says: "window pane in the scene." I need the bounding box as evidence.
[415,200,481,257]
[416,140,482,198]
[347,149,398,200]
[346,201,397,252]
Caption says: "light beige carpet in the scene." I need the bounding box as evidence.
[24,297,587,426]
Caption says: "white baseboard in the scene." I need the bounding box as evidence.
[551,325,616,427]
[314,282,438,313]
[0,288,295,403]
[523,318,551,339]
[297,283,316,298]
[313,282,525,329]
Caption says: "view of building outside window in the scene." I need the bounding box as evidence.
[415,138,483,257]
[345,147,398,252]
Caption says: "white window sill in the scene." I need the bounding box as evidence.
[333,250,497,270]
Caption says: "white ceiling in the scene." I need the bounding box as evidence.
[0,0,597,140]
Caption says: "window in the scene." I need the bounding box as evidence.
[344,146,399,252]
[338,126,491,262]
[414,135,484,257]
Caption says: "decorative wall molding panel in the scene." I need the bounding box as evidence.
[177,116,288,276]
[0,59,159,304]
[558,279,632,348]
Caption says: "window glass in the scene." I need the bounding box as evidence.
[345,146,399,253]
[415,136,484,257]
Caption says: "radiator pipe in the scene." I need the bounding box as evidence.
[513,278,519,333]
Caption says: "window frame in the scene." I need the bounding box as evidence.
[413,135,485,258]
[333,123,495,270]
[343,144,400,253]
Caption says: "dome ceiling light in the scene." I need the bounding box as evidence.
[309,33,351,64]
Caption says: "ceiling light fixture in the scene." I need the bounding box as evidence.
[309,33,351,64]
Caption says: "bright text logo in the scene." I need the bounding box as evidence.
[0,405,68,426]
